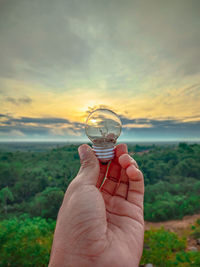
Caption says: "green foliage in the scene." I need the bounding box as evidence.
[170,251,200,266]
[144,179,200,221]
[0,187,14,214]
[141,227,200,266]
[0,215,55,267]
[130,143,200,222]
[1,216,199,267]
[0,142,200,222]
[191,219,200,239]
[30,187,64,219]
[0,143,200,266]
[141,228,186,266]
[0,145,80,220]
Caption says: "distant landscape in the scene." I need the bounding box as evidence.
[0,142,200,266]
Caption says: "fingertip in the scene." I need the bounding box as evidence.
[118,154,132,169]
[126,164,141,180]
[115,144,128,158]
[78,144,95,161]
[77,144,100,186]
[78,144,92,153]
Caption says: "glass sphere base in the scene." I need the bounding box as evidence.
[92,145,115,163]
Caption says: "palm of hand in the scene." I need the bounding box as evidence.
[50,144,144,267]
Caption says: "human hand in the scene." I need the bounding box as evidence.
[49,144,144,267]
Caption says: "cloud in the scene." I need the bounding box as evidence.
[118,115,200,140]
[0,0,92,83]
[123,123,153,129]
[0,125,50,135]
[86,105,112,115]
[9,117,70,125]
[0,0,199,140]
[120,116,152,125]
[50,127,82,137]
[0,0,199,88]
[0,113,199,141]
[121,115,200,129]
[0,114,7,118]
[5,96,32,105]
[0,114,85,139]
[0,129,25,137]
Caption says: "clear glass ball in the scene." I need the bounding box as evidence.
[85,108,122,147]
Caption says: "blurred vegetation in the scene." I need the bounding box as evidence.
[191,219,200,240]
[131,143,200,221]
[0,142,199,221]
[141,227,200,266]
[0,215,55,267]
[0,144,78,220]
[0,142,200,266]
[0,215,200,267]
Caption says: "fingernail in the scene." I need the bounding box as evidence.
[129,155,139,169]
[78,145,87,160]
[128,154,132,160]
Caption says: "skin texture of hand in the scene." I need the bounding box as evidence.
[49,144,144,267]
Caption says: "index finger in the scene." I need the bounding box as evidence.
[106,143,128,181]
[96,144,128,188]
[113,143,128,164]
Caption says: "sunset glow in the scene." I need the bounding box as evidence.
[0,0,199,141]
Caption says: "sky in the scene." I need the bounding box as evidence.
[0,0,200,142]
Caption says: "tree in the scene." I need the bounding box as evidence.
[30,187,64,219]
[0,215,55,267]
[0,187,14,214]
[141,228,186,266]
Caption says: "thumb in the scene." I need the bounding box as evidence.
[77,144,100,185]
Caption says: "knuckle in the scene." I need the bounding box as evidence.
[81,157,95,169]
[80,152,96,169]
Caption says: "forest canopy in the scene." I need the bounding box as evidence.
[0,142,200,266]
[0,142,199,222]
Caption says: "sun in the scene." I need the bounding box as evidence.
[90,119,97,124]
